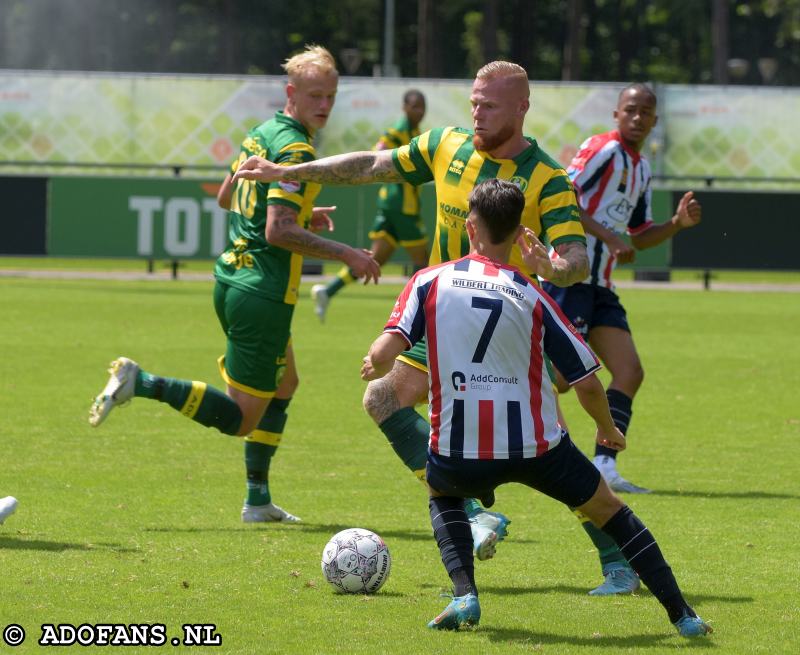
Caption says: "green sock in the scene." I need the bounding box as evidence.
[135,371,242,435]
[378,407,429,483]
[571,508,628,571]
[244,397,291,506]
[325,267,355,298]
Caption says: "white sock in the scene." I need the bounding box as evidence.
[594,455,617,472]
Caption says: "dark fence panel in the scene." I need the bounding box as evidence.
[671,190,800,270]
[0,176,47,254]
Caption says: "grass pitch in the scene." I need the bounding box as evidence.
[0,275,798,654]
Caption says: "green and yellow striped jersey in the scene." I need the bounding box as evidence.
[376,116,421,216]
[392,127,585,273]
[214,112,320,305]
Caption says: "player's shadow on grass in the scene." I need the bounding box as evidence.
[480,625,716,649]
[292,523,538,545]
[472,584,753,606]
[294,524,432,542]
[0,535,138,553]
[647,489,799,500]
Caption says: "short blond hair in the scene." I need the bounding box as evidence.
[282,44,338,81]
[476,61,530,97]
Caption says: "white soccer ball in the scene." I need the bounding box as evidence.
[321,528,391,594]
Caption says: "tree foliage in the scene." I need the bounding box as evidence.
[0,0,798,84]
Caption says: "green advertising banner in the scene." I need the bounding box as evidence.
[49,177,230,258]
[48,174,665,269]
[47,176,438,262]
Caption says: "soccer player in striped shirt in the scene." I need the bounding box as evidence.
[89,46,380,523]
[543,84,702,493]
[361,179,712,637]
[233,61,639,594]
[311,90,429,322]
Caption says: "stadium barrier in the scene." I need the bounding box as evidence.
[4,172,799,287]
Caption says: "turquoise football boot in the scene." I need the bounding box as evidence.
[427,593,481,630]
[588,562,641,596]
[674,612,713,637]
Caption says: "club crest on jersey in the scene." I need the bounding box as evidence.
[278,180,301,193]
[451,371,466,392]
[448,159,466,176]
[509,176,528,192]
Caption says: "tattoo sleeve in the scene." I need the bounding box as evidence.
[281,150,403,185]
[267,205,350,260]
[549,241,590,287]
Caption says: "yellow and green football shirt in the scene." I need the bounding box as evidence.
[215,111,320,305]
[376,116,421,216]
[392,127,585,272]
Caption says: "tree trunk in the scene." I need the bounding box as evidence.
[711,0,729,84]
[417,0,441,77]
[481,0,499,64]
[562,0,583,80]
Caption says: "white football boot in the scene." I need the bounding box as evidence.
[89,357,139,427]
[594,456,651,494]
[241,502,301,523]
[0,496,18,524]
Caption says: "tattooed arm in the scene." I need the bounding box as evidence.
[234,150,402,186]
[266,205,380,283]
[547,241,590,287]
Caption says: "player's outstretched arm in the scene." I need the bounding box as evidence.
[267,205,380,284]
[234,150,403,186]
[547,241,590,287]
[361,333,409,381]
[631,191,702,250]
[573,374,626,452]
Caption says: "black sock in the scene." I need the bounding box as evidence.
[429,496,476,597]
[601,506,693,623]
[595,389,633,459]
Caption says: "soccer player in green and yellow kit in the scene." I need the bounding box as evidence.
[89,45,380,523]
[233,60,640,594]
[311,90,428,322]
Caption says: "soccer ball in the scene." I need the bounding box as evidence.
[321,528,391,594]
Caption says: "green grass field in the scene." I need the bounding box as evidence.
[1,275,798,654]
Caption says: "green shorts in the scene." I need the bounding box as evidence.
[396,338,428,371]
[396,337,557,384]
[369,209,427,248]
[213,281,293,398]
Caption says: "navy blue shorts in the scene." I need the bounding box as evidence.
[542,282,630,338]
[426,435,602,509]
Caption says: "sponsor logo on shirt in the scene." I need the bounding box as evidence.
[448,159,466,175]
[451,277,525,299]
[451,371,467,391]
[468,372,520,392]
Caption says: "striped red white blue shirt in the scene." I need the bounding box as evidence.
[567,130,654,289]
[384,253,601,460]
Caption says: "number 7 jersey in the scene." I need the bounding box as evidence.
[384,253,601,460]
